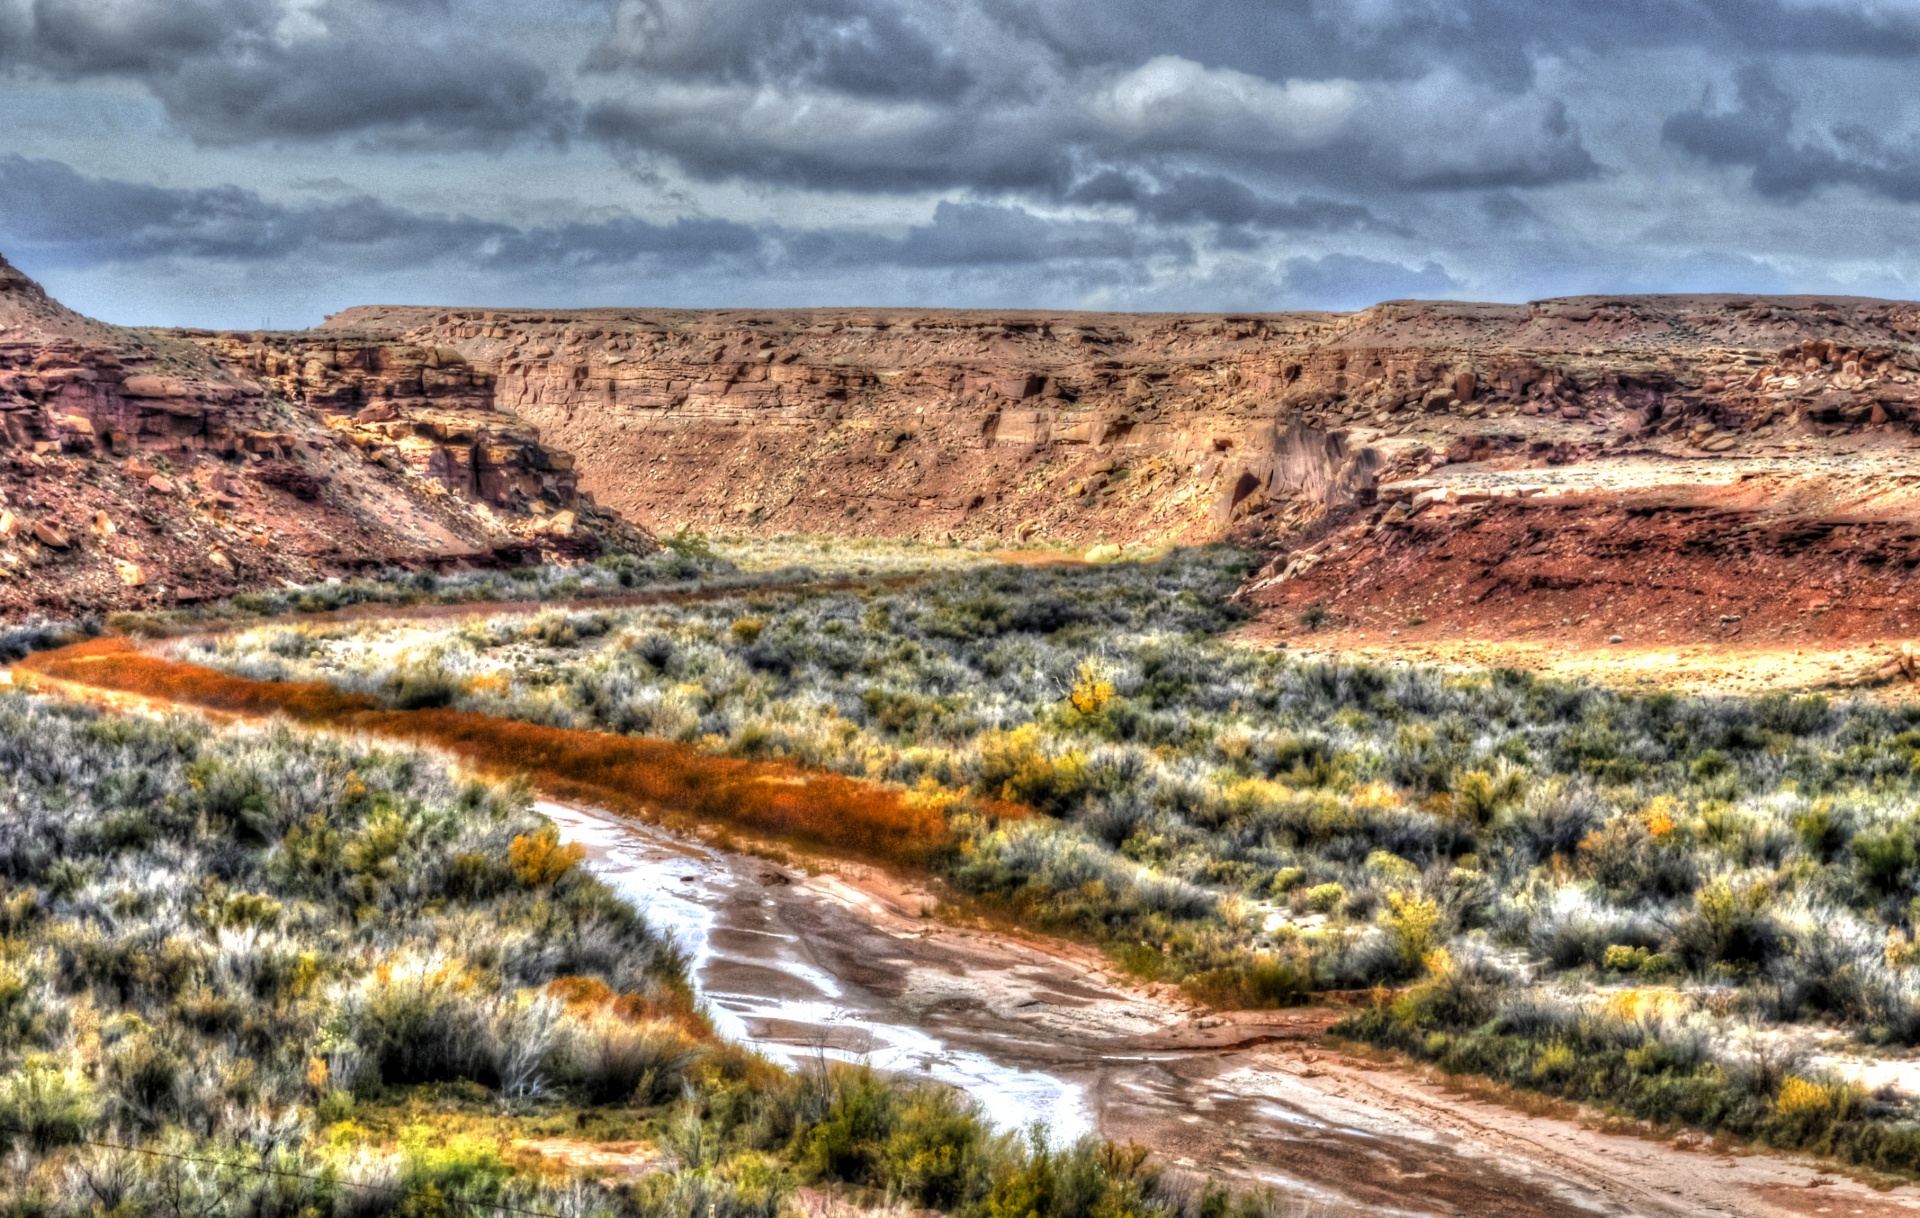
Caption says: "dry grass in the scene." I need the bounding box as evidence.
[21,638,1009,867]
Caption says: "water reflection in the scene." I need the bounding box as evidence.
[543,801,1093,1139]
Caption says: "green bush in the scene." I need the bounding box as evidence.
[0,1064,94,1153]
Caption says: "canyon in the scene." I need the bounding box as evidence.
[10,241,1920,676]
[293,295,1920,666]
[14,261,1920,1211]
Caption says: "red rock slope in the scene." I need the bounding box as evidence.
[0,254,638,615]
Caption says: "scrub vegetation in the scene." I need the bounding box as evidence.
[0,691,1242,1217]
[108,533,1001,635]
[188,544,1920,1168]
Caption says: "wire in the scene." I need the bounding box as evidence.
[77,1136,597,1218]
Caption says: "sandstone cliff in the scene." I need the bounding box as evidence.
[307,298,1920,542]
[0,254,639,614]
[306,296,1920,652]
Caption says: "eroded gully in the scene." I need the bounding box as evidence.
[544,801,1920,1218]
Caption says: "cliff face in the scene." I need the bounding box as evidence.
[299,296,1920,656]
[191,332,583,512]
[311,297,1920,548]
[0,255,638,616]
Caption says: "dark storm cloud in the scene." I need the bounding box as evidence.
[579,0,1607,198]
[1008,0,1920,83]
[1,0,1610,196]
[1,0,248,74]
[0,153,474,264]
[149,34,571,147]
[1663,67,1920,203]
[585,56,1595,197]
[1064,170,1379,232]
[0,0,573,146]
[0,156,1197,285]
[584,0,972,101]
[0,155,756,270]
[7,0,1918,204]
[15,0,1920,321]
[486,215,764,268]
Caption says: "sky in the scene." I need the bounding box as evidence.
[5,1,1920,327]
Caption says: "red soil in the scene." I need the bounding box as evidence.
[1242,462,1920,693]
[18,637,1015,866]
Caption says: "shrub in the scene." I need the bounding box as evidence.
[881,1087,984,1209]
[389,663,459,710]
[1384,893,1444,977]
[1068,660,1116,716]
[0,1064,95,1152]
[560,1015,698,1105]
[730,617,766,645]
[68,540,1920,1167]
[1305,883,1344,913]
[349,964,495,1088]
[509,826,585,887]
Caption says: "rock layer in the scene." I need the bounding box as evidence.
[308,296,1920,653]
[192,332,583,511]
[312,297,1920,545]
[0,254,638,615]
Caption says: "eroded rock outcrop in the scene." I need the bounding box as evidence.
[0,254,643,615]
[282,295,1920,654]
[193,332,582,511]
[306,296,1920,552]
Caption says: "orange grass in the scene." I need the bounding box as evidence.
[20,637,1001,867]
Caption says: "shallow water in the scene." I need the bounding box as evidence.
[539,800,1816,1218]
[542,801,1095,1140]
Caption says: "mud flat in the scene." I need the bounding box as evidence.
[548,801,1920,1218]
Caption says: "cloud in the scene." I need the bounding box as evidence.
[0,156,1203,289]
[585,0,973,101]
[587,50,1596,197]
[585,83,1059,192]
[0,0,574,147]
[885,201,1188,266]
[1279,253,1456,310]
[1081,56,1359,153]
[1009,0,1920,83]
[1064,169,1379,231]
[19,0,1920,324]
[0,0,247,75]
[1663,66,1920,203]
[3,0,1603,197]
[149,34,574,147]
[0,154,758,271]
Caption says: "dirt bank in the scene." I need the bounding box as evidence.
[14,637,998,865]
[1241,453,1920,695]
